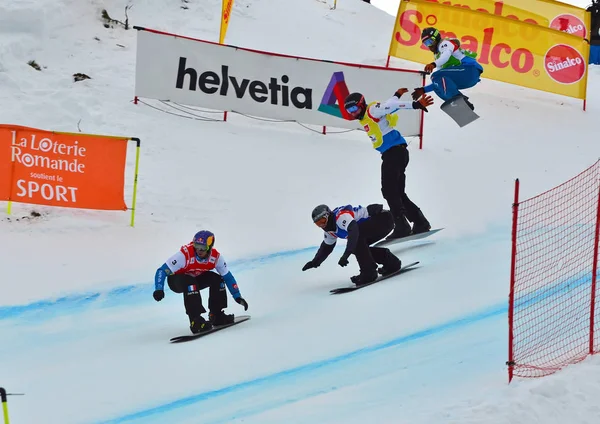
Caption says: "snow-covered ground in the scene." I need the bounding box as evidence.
[1,0,599,423]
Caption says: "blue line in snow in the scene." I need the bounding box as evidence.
[97,267,597,423]
[0,246,316,320]
[98,301,507,423]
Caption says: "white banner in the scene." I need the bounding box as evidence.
[134,28,424,136]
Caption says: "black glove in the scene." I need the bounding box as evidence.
[338,254,350,267]
[411,87,425,101]
[236,297,248,311]
[153,289,164,302]
[302,260,319,271]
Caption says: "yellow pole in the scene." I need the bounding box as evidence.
[130,138,141,228]
[1,388,9,424]
[333,0,337,9]
[6,201,11,215]
[2,403,8,424]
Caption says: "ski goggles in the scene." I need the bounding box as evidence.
[422,37,435,47]
[314,216,328,228]
[346,105,360,113]
[193,242,211,252]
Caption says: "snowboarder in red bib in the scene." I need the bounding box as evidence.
[412,27,484,111]
[153,230,248,334]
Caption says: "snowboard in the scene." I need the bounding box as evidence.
[440,95,479,127]
[372,228,444,248]
[169,315,251,343]
[329,261,420,294]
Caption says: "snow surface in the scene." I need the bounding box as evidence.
[0,0,599,423]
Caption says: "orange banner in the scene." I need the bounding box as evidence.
[0,125,128,210]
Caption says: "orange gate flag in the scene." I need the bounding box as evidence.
[219,0,234,44]
[388,0,590,100]
[0,125,128,211]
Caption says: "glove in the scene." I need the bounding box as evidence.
[236,297,249,311]
[411,87,425,101]
[153,289,164,302]
[394,88,408,98]
[338,254,350,267]
[424,62,436,74]
[302,260,319,271]
[413,94,434,113]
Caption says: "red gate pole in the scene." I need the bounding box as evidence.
[589,183,600,354]
[418,73,426,150]
[508,178,520,383]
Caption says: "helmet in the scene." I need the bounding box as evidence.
[312,204,331,228]
[193,230,215,254]
[344,92,367,119]
[421,27,441,48]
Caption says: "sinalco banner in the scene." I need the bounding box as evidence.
[134,28,424,135]
[389,0,589,100]
[0,125,129,210]
[421,0,591,39]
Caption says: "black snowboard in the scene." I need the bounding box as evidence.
[169,315,251,343]
[329,261,420,294]
[372,228,443,248]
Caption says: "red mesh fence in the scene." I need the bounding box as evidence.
[508,160,600,381]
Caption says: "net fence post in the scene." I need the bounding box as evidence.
[510,161,600,379]
[590,182,600,354]
[508,178,520,383]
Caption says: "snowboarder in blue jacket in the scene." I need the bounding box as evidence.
[411,27,484,110]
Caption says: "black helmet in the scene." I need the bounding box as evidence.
[421,27,440,47]
[312,204,331,224]
[344,92,367,119]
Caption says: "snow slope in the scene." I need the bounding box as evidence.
[0,0,599,423]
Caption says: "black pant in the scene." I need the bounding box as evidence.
[381,144,421,224]
[354,210,401,274]
[167,272,227,319]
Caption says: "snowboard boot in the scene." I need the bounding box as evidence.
[209,310,235,326]
[411,208,431,235]
[189,315,212,334]
[378,253,402,276]
[350,269,378,285]
[387,214,412,239]
[463,95,475,110]
[447,94,474,111]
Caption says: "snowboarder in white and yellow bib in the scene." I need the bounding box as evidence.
[344,89,433,240]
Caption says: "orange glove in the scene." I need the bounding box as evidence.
[412,94,434,112]
[394,88,409,98]
[424,62,436,74]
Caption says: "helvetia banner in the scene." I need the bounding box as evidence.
[389,0,589,100]
[0,125,128,210]
[134,28,424,136]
